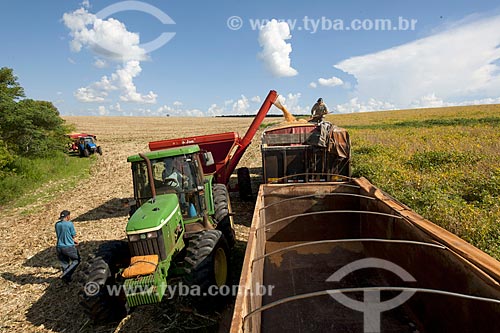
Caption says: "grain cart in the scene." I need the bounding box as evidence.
[260,121,351,184]
[78,90,283,322]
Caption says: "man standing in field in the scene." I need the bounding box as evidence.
[55,210,80,282]
[310,98,328,122]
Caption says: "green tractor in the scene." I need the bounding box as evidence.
[78,145,235,322]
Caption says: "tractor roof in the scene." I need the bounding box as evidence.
[127,145,200,163]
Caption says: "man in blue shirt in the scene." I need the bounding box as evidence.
[55,210,80,282]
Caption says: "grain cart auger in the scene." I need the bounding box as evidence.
[78,90,280,322]
[148,90,280,200]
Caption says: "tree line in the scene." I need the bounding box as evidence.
[0,67,70,174]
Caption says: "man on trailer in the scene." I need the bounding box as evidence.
[310,98,328,123]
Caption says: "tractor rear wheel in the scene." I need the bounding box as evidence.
[212,184,235,248]
[78,241,130,323]
[237,167,252,201]
[184,230,230,291]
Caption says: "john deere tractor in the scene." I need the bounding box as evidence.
[78,145,235,322]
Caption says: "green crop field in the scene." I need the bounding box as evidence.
[328,104,500,259]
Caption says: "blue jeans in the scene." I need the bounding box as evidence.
[56,246,80,281]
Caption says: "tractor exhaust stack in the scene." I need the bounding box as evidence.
[139,153,156,202]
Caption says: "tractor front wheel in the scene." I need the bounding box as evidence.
[183,230,232,312]
[184,230,230,290]
[83,148,90,157]
[77,241,130,323]
[97,146,102,155]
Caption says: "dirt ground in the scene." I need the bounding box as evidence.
[0,116,272,333]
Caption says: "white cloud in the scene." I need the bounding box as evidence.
[309,76,344,89]
[97,105,108,115]
[137,108,152,116]
[93,58,107,68]
[318,76,344,87]
[335,93,500,113]
[186,109,205,117]
[410,94,500,109]
[74,61,157,104]
[207,104,224,117]
[334,13,500,108]
[63,8,147,62]
[147,92,311,118]
[458,96,500,105]
[81,0,90,9]
[335,98,396,113]
[196,94,268,117]
[250,95,261,103]
[257,19,298,77]
[409,93,446,108]
[232,95,251,114]
[115,61,157,103]
[109,102,122,113]
[74,71,115,102]
[155,102,204,117]
[63,7,157,104]
[276,92,310,114]
[155,105,171,115]
[74,86,107,102]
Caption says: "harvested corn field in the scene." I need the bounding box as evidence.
[0,116,272,333]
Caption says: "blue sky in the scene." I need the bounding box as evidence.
[1,0,500,116]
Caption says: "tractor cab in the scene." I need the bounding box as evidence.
[127,145,213,220]
[82,136,95,145]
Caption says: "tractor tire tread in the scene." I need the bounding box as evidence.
[212,185,236,248]
[78,240,130,323]
[184,231,230,291]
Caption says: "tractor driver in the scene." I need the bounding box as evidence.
[162,158,183,191]
[162,158,188,210]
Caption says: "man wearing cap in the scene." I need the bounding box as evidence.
[55,210,80,282]
[310,98,329,123]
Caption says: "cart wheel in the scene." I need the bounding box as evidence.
[237,167,252,201]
